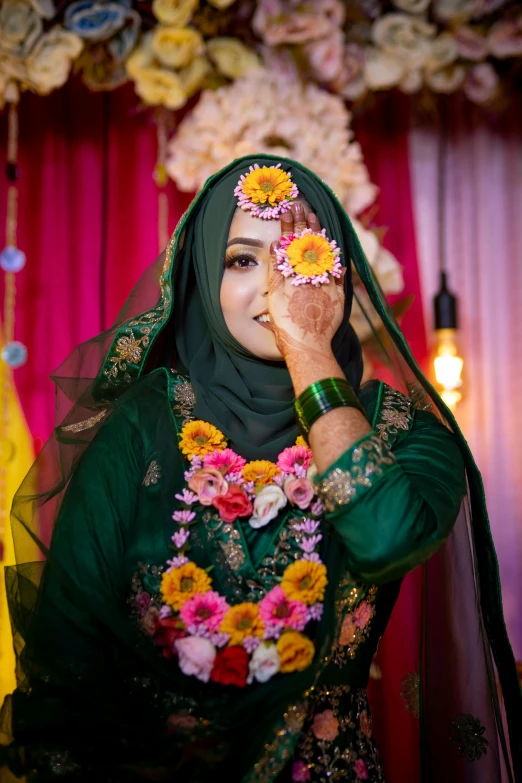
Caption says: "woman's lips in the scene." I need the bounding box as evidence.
[255,320,273,331]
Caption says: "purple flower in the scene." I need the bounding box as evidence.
[159,605,173,619]
[167,555,189,569]
[295,518,320,534]
[299,534,322,553]
[210,632,230,648]
[191,456,202,469]
[172,528,190,549]
[134,591,152,617]
[308,603,324,621]
[243,636,261,654]
[263,623,283,640]
[172,509,196,525]
[294,463,307,478]
[175,489,198,505]
[303,552,322,563]
[183,470,195,482]
[310,499,323,516]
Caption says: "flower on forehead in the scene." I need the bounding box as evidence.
[220,602,265,645]
[242,459,281,487]
[234,164,299,219]
[277,445,313,475]
[276,228,343,287]
[179,420,227,459]
[259,586,308,632]
[160,562,212,610]
[203,447,246,474]
[179,590,229,634]
[281,560,327,605]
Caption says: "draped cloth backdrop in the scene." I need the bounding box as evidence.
[1,83,518,781]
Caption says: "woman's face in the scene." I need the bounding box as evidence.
[220,205,310,360]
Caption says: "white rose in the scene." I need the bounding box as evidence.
[175,636,216,683]
[26,27,83,95]
[364,46,406,90]
[425,63,466,93]
[399,68,423,93]
[372,13,436,69]
[249,485,287,530]
[0,0,42,58]
[425,33,458,71]
[247,642,280,684]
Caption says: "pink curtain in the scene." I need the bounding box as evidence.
[409,99,522,661]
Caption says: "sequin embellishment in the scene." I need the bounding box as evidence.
[143,460,161,487]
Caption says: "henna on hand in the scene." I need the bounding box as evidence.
[285,286,338,343]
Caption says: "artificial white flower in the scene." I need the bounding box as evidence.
[372,13,436,70]
[26,27,83,95]
[166,68,378,217]
[249,485,287,530]
[424,62,466,93]
[432,0,481,22]
[364,46,406,90]
[463,62,499,103]
[0,0,42,58]
[247,641,280,684]
[425,33,458,71]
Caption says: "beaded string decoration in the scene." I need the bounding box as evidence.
[0,88,28,562]
[154,108,170,253]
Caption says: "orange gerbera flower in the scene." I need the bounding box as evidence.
[281,560,328,606]
[241,166,294,207]
[179,420,226,459]
[220,602,264,645]
[286,233,336,278]
[160,562,212,610]
[242,459,280,487]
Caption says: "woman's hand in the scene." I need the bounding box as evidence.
[268,203,345,365]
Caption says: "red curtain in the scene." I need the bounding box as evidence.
[0,85,427,783]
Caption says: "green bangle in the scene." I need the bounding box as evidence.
[294,377,365,439]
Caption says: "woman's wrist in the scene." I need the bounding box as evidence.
[284,344,343,398]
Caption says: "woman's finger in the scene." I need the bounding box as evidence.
[280,210,294,238]
[291,202,307,234]
[307,212,322,232]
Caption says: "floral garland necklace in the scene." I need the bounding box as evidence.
[151,419,328,688]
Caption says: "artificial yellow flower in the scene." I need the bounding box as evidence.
[160,562,212,610]
[151,25,204,69]
[134,66,187,110]
[241,166,294,207]
[277,631,315,673]
[295,435,307,448]
[286,234,336,278]
[179,420,227,459]
[207,37,260,79]
[152,0,198,27]
[242,459,280,487]
[178,55,209,98]
[281,560,327,606]
[220,602,265,645]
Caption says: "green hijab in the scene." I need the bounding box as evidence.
[173,156,363,461]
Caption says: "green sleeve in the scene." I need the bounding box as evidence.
[315,410,467,584]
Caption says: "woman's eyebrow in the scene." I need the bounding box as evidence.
[226,237,264,248]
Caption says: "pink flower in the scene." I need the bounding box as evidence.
[488,16,522,59]
[463,63,499,104]
[299,534,322,554]
[188,467,228,506]
[353,601,373,629]
[284,476,315,510]
[292,760,311,782]
[339,613,357,645]
[354,758,369,780]
[172,509,196,524]
[452,26,487,61]
[277,445,313,475]
[212,485,253,523]
[172,528,190,549]
[134,591,151,617]
[203,448,246,474]
[180,591,229,634]
[312,709,339,741]
[253,0,339,46]
[175,636,216,683]
[174,489,198,505]
[305,28,345,82]
[259,586,308,631]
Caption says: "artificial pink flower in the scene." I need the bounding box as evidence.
[354,758,369,780]
[311,709,339,741]
[175,636,216,683]
[292,759,311,782]
[339,613,357,646]
[179,591,229,634]
[353,601,373,629]
[203,448,247,474]
[212,485,253,523]
[134,591,152,617]
[277,445,313,475]
[488,16,522,59]
[284,476,315,510]
[188,467,228,506]
[463,62,499,104]
[259,586,308,631]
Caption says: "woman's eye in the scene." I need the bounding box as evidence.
[225,254,258,270]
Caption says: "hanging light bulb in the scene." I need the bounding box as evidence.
[433,272,463,409]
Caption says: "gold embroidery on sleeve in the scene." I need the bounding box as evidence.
[60,410,108,433]
[375,387,413,442]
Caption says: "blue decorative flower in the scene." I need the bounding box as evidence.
[64,0,130,42]
[0,246,26,273]
[1,341,28,369]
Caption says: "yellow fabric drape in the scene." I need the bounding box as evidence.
[0,334,34,783]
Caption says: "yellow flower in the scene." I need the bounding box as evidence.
[134,66,187,110]
[207,37,260,79]
[160,562,212,610]
[178,55,209,97]
[286,233,336,279]
[207,0,237,7]
[179,420,227,459]
[241,167,294,208]
[295,435,307,448]
[281,560,327,606]
[220,602,264,645]
[277,631,315,673]
[151,25,203,69]
[242,459,280,487]
[152,0,198,27]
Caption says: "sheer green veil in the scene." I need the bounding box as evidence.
[1,154,520,782]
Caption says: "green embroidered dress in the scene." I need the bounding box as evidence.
[10,369,464,782]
